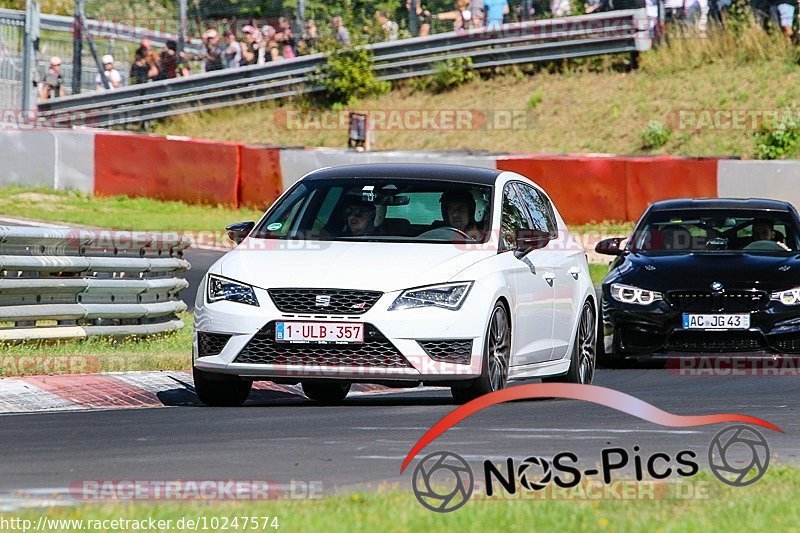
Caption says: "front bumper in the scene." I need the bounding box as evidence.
[602,295,800,355]
[193,284,489,383]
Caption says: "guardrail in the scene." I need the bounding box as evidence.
[0,227,190,342]
[0,8,203,53]
[36,9,651,128]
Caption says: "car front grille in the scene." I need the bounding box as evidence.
[667,331,765,352]
[666,290,768,312]
[197,332,232,356]
[234,322,412,368]
[771,335,800,354]
[267,288,383,315]
[418,340,473,364]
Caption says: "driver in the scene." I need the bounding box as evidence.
[339,196,378,237]
[440,189,482,239]
[750,219,789,250]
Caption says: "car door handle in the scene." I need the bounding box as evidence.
[542,272,555,286]
[568,266,581,280]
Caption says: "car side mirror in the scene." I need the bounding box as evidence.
[226,221,255,244]
[514,228,551,258]
[595,237,626,256]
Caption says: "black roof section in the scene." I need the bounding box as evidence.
[651,198,794,212]
[301,163,502,185]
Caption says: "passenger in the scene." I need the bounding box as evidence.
[658,224,692,250]
[340,197,378,237]
[750,219,790,251]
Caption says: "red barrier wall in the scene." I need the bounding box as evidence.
[498,155,720,224]
[94,134,240,205]
[623,157,718,221]
[239,146,283,210]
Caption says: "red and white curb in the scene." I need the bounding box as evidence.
[0,371,435,414]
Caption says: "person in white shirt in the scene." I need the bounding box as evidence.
[96,54,122,90]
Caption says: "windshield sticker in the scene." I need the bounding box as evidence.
[266,223,282,231]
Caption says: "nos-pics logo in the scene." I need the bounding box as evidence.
[411,424,771,513]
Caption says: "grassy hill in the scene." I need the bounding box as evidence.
[153,27,800,158]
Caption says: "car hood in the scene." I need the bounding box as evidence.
[613,252,800,292]
[217,239,496,292]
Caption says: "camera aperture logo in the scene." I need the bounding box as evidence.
[404,384,781,512]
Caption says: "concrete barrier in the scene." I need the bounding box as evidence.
[0,130,58,189]
[718,160,800,212]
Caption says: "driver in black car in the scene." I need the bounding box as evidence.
[440,189,482,240]
[750,218,790,251]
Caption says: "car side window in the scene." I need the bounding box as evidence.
[500,183,532,251]
[515,183,558,238]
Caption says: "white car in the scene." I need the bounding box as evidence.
[193,164,597,406]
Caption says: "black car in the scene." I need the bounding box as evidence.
[596,198,800,358]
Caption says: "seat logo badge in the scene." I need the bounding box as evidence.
[711,281,723,291]
[315,295,331,307]
[351,302,366,309]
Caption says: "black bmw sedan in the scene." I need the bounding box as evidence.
[596,198,800,358]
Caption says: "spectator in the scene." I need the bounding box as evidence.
[277,17,297,59]
[769,0,795,38]
[261,25,281,62]
[375,10,399,41]
[241,25,259,65]
[435,0,474,31]
[470,0,486,27]
[202,29,224,71]
[406,1,432,36]
[129,49,157,84]
[484,0,510,26]
[332,16,352,45]
[223,32,243,69]
[303,19,319,50]
[155,39,180,80]
[96,55,122,91]
[39,56,64,99]
[136,37,158,77]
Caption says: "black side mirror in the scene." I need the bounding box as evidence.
[595,237,626,256]
[514,228,551,258]
[226,221,255,244]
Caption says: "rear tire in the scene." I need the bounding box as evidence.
[542,300,596,384]
[193,367,252,407]
[302,381,351,404]
[451,302,511,404]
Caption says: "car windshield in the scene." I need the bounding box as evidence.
[252,178,493,243]
[630,209,799,253]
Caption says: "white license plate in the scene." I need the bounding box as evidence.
[275,322,364,343]
[682,314,750,330]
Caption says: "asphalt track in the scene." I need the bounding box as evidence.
[0,367,795,493]
[0,221,796,500]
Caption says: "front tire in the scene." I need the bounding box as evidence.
[542,300,596,385]
[302,381,351,404]
[451,302,511,403]
[193,367,252,406]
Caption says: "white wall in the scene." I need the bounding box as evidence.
[718,160,800,211]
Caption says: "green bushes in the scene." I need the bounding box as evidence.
[311,46,390,105]
[754,109,800,160]
[641,120,671,150]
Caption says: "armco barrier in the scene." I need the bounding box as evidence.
[239,146,283,210]
[0,226,189,342]
[93,133,240,205]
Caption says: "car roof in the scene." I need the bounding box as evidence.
[301,163,502,185]
[651,198,794,212]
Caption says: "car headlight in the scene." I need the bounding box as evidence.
[388,282,473,311]
[206,274,259,306]
[771,288,800,305]
[610,283,662,305]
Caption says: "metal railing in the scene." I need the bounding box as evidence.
[36,9,651,128]
[0,226,190,342]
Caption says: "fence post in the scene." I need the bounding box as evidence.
[178,0,187,55]
[21,0,40,115]
[71,0,83,94]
